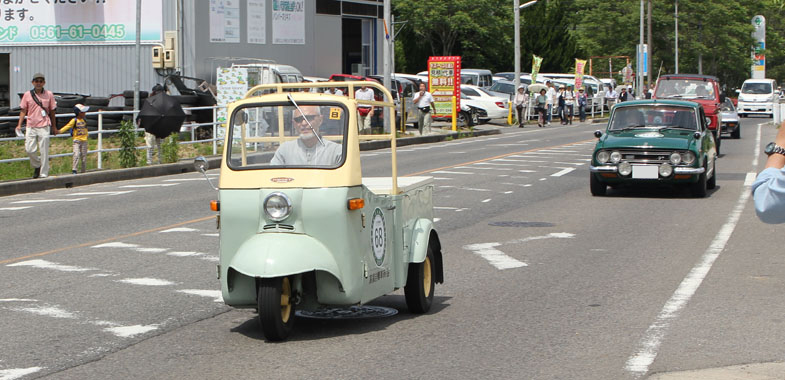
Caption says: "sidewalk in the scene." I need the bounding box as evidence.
[0,124,503,197]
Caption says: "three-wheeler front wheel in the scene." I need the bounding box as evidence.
[405,246,435,313]
[258,276,295,341]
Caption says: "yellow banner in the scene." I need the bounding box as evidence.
[531,55,543,83]
[575,59,586,90]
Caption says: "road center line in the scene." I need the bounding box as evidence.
[624,123,763,377]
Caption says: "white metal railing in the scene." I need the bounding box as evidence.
[523,95,608,121]
[0,105,222,168]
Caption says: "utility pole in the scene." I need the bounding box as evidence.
[638,0,644,98]
[647,0,652,87]
[675,0,679,74]
[514,0,520,91]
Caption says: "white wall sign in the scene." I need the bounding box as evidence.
[272,0,304,45]
[210,0,240,43]
[0,0,162,45]
[247,0,266,44]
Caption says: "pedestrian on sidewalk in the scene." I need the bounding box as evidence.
[545,81,556,125]
[619,87,630,102]
[58,104,90,174]
[564,85,575,125]
[16,72,57,179]
[513,85,528,128]
[413,82,435,135]
[577,87,588,122]
[144,84,164,165]
[355,84,375,133]
[557,85,566,124]
[535,89,547,128]
[604,85,618,111]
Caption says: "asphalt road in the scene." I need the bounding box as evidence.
[1,117,784,380]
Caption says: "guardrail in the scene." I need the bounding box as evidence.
[0,105,222,168]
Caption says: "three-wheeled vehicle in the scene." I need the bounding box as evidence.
[197,81,444,341]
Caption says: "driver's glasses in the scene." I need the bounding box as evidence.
[294,114,319,123]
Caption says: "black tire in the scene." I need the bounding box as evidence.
[257,276,295,341]
[457,111,471,127]
[84,96,110,107]
[0,106,9,116]
[714,130,721,155]
[56,107,75,115]
[404,245,435,314]
[731,126,740,139]
[8,107,21,116]
[692,166,708,198]
[590,173,607,196]
[57,95,84,108]
[707,160,717,190]
[123,90,148,98]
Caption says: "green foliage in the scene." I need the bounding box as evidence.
[394,0,785,89]
[161,133,179,164]
[117,119,138,168]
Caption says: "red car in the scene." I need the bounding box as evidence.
[653,74,726,154]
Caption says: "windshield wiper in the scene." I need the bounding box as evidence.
[612,125,646,131]
[287,93,325,146]
[658,126,695,131]
[665,94,683,98]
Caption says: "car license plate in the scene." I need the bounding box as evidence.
[632,165,658,179]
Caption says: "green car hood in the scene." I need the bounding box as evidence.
[601,128,694,150]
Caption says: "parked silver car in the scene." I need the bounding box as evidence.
[720,98,741,139]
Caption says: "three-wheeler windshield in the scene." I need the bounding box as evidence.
[227,102,348,170]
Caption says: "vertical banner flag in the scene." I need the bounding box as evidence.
[531,55,543,84]
[427,56,462,118]
[575,59,586,91]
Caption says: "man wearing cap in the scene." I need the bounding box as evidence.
[545,81,556,125]
[16,73,57,178]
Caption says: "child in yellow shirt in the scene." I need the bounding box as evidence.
[59,104,90,174]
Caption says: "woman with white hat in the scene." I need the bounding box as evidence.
[513,85,528,128]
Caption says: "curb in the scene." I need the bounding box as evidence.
[0,128,501,197]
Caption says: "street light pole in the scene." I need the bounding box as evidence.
[638,0,644,98]
[514,1,538,91]
[675,0,679,74]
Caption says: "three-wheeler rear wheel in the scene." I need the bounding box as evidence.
[405,246,435,313]
[258,276,295,341]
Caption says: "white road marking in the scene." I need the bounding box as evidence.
[11,198,87,204]
[167,251,205,257]
[505,232,575,245]
[92,242,138,249]
[624,123,761,377]
[119,183,179,188]
[463,243,527,270]
[0,299,36,302]
[439,185,492,192]
[0,367,44,380]
[518,170,537,173]
[201,233,219,237]
[12,305,76,319]
[160,227,198,233]
[551,168,576,177]
[134,248,168,253]
[554,162,585,166]
[103,324,159,338]
[539,178,548,181]
[481,198,492,203]
[744,172,756,186]
[178,289,223,303]
[434,218,441,222]
[66,191,134,196]
[0,207,32,211]
[457,166,514,171]
[7,259,95,273]
[117,278,175,286]
[503,191,513,194]
[199,256,219,262]
[433,177,452,180]
[433,170,474,175]
[476,162,533,167]
[537,149,579,153]
[163,178,214,182]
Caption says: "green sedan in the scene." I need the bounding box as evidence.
[589,99,717,197]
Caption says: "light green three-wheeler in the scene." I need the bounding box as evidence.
[200,81,444,341]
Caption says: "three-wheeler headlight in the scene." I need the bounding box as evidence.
[264,192,292,222]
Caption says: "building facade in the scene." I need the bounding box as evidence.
[1,0,384,108]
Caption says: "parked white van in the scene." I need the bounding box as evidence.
[460,69,494,89]
[737,78,778,117]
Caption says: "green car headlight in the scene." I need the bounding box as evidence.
[597,151,610,163]
[610,151,622,164]
[264,192,292,222]
[669,152,682,165]
[681,151,696,165]
[659,163,673,177]
[618,161,632,176]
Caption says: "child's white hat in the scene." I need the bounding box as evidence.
[73,104,89,114]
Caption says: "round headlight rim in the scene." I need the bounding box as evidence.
[610,151,622,164]
[618,161,632,176]
[264,192,293,222]
[659,163,673,177]
[681,151,696,165]
[597,150,611,164]
[669,152,682,165]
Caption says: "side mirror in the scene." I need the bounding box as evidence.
[233,110,248,126]
[594,130,603,138]
[693,132,701,140]
[194,156,209,173]
[193,156,217,191]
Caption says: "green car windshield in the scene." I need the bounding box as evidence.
[609,106,698,131]
[227,103,348,169]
